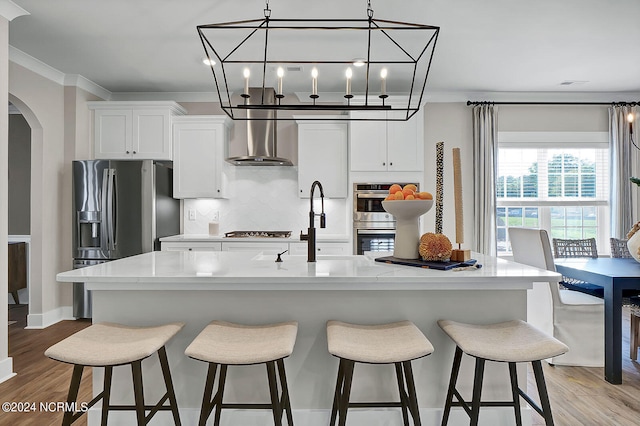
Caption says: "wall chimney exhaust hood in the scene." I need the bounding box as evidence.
[226,88,293,166]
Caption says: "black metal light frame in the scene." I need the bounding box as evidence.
[197,1,439,121]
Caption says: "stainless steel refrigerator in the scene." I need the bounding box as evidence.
[72,160,180,318]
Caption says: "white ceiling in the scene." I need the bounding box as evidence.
[8,0,640,101]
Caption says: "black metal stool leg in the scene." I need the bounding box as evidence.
[470,357,485,426]
[62,364,85,426]
[441,346,463,426]
[158,346,182,426]
[267,361,283,426]
[276,359,294,426]
[403,361,422,426]
[532,361,555,426]
[508,362,523,426]
[338,360,355,426]
[395,362,410,426]
[131,360,146,425]
[330,359,345,426]
[198,363,218,426]
[101,366,112,426]
[213,364,227,426]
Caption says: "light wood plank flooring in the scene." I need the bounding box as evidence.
[1,304,640,425]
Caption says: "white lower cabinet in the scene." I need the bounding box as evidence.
[163,240,351,255]
[161,242,222,251]
[289,242,351,256]
[221,242,289,255]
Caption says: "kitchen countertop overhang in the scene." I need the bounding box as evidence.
[56,251,560,291]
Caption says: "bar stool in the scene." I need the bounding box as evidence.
[44,321,184,426]
[185,320,298,426]
[438,319,569,426]
[327,320,434,426]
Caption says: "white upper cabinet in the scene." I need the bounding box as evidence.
[350,110,423,172]
[89,101,186,160]
[172,116,231,199]
[295,117,348,198]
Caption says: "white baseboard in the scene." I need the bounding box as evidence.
[88,406,532,425]
[0,357,16,385]
[26,306,74,329]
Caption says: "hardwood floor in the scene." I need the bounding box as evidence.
[1,304,639,425]
[0,305,92,426]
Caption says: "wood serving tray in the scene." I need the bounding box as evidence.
[374,256,478,270]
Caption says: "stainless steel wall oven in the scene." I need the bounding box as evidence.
[353,183,418,255]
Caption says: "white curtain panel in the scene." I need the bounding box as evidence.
[609,105,635,239]
[472,104,498,255]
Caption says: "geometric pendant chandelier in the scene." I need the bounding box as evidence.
[197,0,440,121]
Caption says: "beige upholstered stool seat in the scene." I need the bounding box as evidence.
[185,320,298,365]
[437,319,568,362]
[327,320,434,363]
[45,322,185,366]
[438,319,569,426]
[45,321,184,426]
[187,320,298,425]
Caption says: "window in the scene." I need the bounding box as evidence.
[496,132,609,255]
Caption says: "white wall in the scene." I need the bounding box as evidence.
[7,66,100,328]
[423,103,475,248]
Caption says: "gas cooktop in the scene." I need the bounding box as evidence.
[224,231,292,238]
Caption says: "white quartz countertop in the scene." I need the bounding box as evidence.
[57,251,560,291]
[159,233,350,243]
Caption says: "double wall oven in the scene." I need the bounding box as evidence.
[353,183,418,255]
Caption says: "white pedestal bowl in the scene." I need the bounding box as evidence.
[382,200,433,259]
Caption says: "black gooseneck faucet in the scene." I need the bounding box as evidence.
[300,180,326,262]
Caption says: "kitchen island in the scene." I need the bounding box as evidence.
[57,251,560,426]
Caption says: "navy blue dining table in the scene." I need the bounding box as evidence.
[555,257,640,384]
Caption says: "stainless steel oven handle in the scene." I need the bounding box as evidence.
[355,193,388,199]
[355,229,396,235]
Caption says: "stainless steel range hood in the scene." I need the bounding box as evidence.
[226,87,293,166]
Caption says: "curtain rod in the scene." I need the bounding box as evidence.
[466,101,640,106]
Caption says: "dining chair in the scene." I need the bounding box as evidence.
[629,296,640,361]
[509,227,604,367]
[551,237,603,298]
[610,237,633,259]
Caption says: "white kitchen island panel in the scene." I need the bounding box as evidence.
[56,251,560,426]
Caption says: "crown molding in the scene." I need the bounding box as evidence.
[64,74,111,100]
[0,0,28,21]
[9,46,113,99]
[109,92,218,102]
[9,45,64,85]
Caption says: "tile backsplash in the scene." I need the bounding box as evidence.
[183,167,349,236]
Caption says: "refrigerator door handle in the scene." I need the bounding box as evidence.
[100,168,110,253]
[107,169,117,251]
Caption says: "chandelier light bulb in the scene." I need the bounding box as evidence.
[345,68,353,96]
[380,68,388,96]
[311,67,318,96]
[202,57,215,67]
[243,68,250,95]
[277,67,284,95]
[628,113,635,123]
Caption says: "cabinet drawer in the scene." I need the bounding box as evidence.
[221,242,289,254]
[162,242,222,251]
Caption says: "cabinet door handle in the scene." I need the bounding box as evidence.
[132,151,137,154]
[126,151,130,154]
[188,248,193,251]
[390,162,393,166]
[382,162,386,166]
